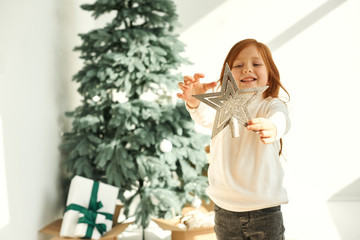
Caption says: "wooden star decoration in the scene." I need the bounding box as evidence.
[193,63,268,138]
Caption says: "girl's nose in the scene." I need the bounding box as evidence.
[243,68,253,74]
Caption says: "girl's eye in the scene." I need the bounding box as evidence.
[253,63,263,67]
[233,64,243,68]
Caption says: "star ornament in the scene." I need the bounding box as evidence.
[193,63,268,138]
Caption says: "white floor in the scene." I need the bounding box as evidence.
[327,201,360,240]
[283,201,360,240]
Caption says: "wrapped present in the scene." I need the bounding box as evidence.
[59,175,119,239]
[39,203,134,240]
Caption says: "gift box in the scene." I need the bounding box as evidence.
[59,175,120,239]
[40,175,125,240]
[40,203,132,240]
[153,204,216,240]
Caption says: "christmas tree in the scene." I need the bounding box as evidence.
[61,0,210,229]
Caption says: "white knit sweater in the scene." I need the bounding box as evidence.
[187,96,291,212]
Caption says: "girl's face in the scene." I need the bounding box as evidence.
[231,45,268,89]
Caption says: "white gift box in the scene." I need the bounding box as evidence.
[60,175,119,239]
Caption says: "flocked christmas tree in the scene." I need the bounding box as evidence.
[61,0,210,229]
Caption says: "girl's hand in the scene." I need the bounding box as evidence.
[247,118,277,144]
[176,73,217,108]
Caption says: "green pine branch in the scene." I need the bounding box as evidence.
[61,0,210,228]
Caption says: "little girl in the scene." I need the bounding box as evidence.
[177,39,291,240]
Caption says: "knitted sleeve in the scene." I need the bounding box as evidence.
[266,98,291,139]
[185,102,216,130]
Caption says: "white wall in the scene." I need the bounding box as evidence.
[174,0,360,239]
[0,118,9,230]
[0,0,122,239]
[0,0,83,239]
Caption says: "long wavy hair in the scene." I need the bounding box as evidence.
[219,39,289,155]
[219,39,289,100]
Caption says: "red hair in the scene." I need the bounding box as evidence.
[219,39,289,100]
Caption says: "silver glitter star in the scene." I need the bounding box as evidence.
[193,63,268,138]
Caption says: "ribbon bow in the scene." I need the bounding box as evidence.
[78,210,107,236]
[65,181,113,238]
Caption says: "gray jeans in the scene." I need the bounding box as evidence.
[214,204,285,240]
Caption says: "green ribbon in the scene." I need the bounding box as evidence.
[65,181,113,239]
[77,210,107,236]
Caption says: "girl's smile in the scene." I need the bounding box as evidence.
[240,76,257,83]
